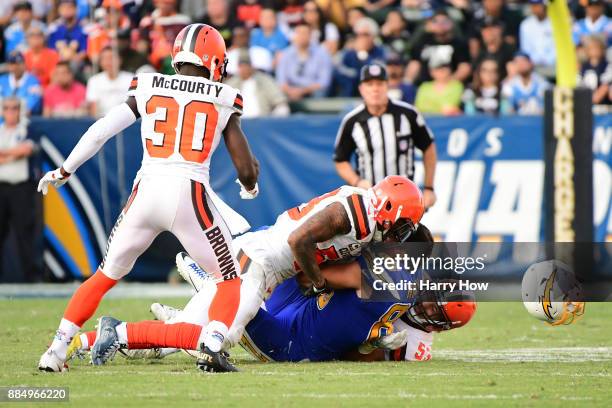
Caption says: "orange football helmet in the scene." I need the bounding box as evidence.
[372,176,425,242]
[408,289,477,332]
[172,24,228,81]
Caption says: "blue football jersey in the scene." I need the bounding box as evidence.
[241,257,420,362]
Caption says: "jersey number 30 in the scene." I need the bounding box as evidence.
[145,95,218,163]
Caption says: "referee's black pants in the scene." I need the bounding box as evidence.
[0,181,43,282]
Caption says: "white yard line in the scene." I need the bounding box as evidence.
[435,347,612,362]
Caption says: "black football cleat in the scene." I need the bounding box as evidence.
[196,344,238,373]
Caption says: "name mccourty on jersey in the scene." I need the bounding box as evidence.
[152,75,223,97]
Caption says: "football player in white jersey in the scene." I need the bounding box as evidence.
[84,176,426,369]
[224,175,425,349]
[37,24,259,373]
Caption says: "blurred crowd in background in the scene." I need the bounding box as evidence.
[0,0,609,119]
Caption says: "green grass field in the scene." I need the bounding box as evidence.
[1,298,611,407]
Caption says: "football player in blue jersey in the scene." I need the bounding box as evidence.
[183,223,476,363]
[67,224,476,365]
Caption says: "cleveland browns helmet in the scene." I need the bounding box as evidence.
[407,288,477,332]
[172,24,228,81]
[371,176,425,242]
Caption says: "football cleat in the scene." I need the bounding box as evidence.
[65,334,87,362]
[150,302,180,322]
[176,252,212,292]
[91,316,122,366]
[38,348,68,372]
[196,344,238,373]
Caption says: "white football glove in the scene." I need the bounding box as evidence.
[358,329,409,354]
[235,178,259,199]
[38,168,70,195]
[375,329,410,350]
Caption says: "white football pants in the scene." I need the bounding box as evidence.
[100,174,239,282]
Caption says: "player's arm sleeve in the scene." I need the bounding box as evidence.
[127,75,139,98]
[392,320,434,361]
[231,91,244,116]
[333,116,356,162]
[409,110,434,151]
[125,76,141,117]
[62,102,137,173]
[341,193,372,241]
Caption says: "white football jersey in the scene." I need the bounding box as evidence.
[234,186,377,282]
[127,73,243,184]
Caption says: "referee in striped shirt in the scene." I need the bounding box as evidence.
[333,63,438,208]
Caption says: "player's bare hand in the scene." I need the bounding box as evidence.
[235,178,259,199]
[423,189,436,209]
[38,167,71,195]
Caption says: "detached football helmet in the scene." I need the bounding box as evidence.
[522,260,585,326]
[172,24,228,81]
[371,176,424,242]
[407,288,477,332]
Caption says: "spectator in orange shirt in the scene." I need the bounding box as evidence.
[43,60,86,118]
[86,0,130,65]
[23,26,59,88]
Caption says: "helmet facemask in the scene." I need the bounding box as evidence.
[407,286,477,332]
[378,218,417,243]
[407,290,451,332]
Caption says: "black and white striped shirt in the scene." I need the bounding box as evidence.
[333,100,434,184]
